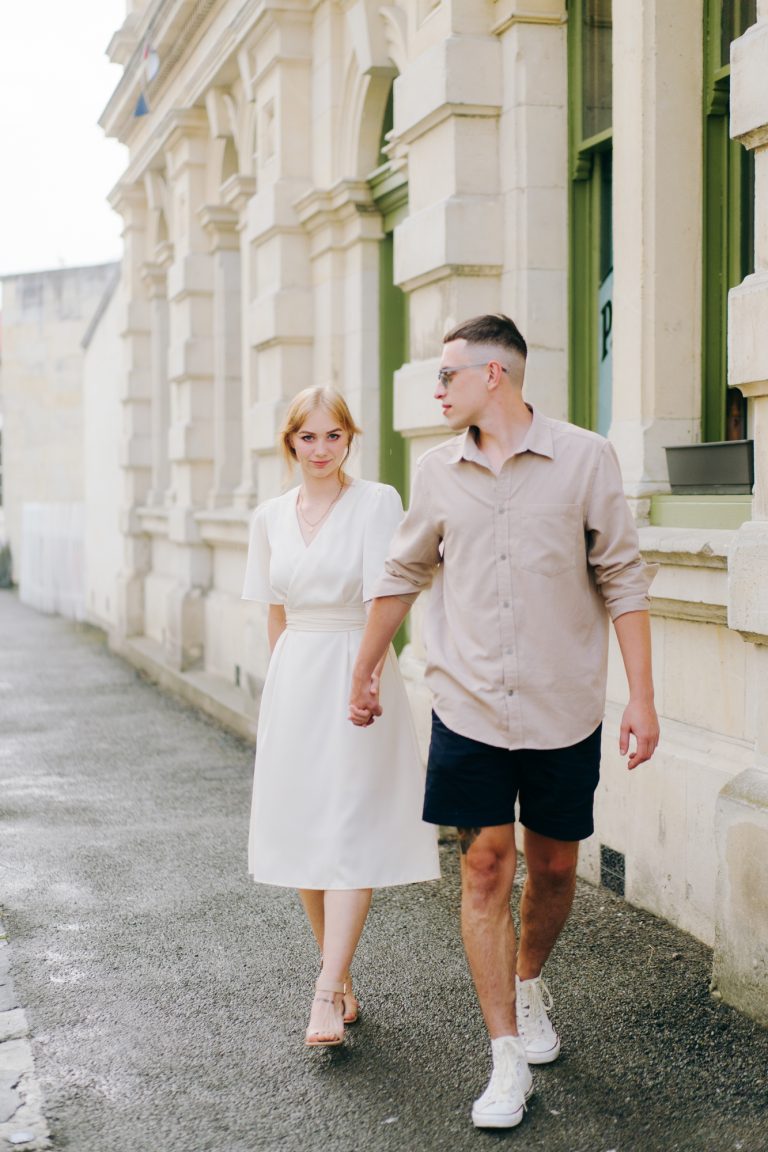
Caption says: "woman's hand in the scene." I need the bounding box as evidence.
[349,668,383,726]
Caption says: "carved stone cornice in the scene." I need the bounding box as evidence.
[221,174,257,217]
[199,204,240,251]
[109,181,148,223]
[295,180,382,255]
[237,2,312,98]
[141,260,168,298]
[491,0,567,37]
[164,108,210,153]
[100,0,211,141]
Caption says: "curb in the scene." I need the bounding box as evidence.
[0,927,50,1151]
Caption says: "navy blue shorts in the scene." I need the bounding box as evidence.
[423,712,602,842]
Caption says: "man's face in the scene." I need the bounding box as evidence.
[435,340,492,430]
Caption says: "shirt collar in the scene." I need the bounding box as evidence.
[448,405,555,465]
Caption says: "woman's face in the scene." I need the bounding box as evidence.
[291,406,350,480]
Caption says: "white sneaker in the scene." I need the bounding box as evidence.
[516,975,561,1064]
[471,1036,534,1129]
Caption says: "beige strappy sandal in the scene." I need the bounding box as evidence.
[342,976,360,1025]
[305,979,345,1047]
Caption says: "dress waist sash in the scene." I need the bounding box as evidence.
[285,606,367,632]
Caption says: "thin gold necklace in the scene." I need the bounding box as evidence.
[297,480,346,530]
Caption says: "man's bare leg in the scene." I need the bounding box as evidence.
[458,823,519,1038]
[517,828,579,980]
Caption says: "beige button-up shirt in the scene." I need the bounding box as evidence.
[374,408,654,750]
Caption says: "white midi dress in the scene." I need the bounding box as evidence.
[242,479,440,890]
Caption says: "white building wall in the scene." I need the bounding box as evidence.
[0,264,119,583]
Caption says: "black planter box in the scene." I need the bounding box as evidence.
[665,440,754,495]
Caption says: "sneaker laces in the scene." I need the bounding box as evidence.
[518,978,553,1040]
[484,1049,529,1109]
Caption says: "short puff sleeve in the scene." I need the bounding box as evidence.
[242,502,280,603]
[362,485,405,602]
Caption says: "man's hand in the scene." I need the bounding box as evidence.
[613,611,659,769]
[619,697,659,770]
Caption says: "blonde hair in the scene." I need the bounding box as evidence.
[279,386,362,471]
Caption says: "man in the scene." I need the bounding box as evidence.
[349,314,659,1130]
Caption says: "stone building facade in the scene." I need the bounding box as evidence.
[98,0,768,1021]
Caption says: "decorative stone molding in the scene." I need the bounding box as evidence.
[491,0,567,37]
[394,196,504,292]
[730,19,768,151]
[295,181,383,256]
[222,174,257,217]
[199,204,239,252]
[340,0,402,75]
[712,769,768,1024]
[194,508,251,549]
[394,36,502,144]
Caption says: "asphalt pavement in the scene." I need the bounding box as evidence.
[0,589,766,1152]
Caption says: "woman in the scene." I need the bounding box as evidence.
[242,386,440,1047]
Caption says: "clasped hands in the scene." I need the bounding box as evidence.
[348,670,382,727]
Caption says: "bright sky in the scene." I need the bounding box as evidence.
[0,0,128,278]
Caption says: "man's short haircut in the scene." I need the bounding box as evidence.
[443,313,528,360]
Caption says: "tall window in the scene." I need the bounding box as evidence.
[568,0,613,434]
[702,0,756,442]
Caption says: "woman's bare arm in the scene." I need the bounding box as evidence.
[267,604,287,654]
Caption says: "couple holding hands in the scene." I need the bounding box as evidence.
[242,313,658,1131]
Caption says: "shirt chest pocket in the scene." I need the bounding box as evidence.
[516,504,582,578]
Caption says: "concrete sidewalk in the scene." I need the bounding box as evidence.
[0,589,766,1152]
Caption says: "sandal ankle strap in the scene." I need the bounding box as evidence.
[315,979,345,995]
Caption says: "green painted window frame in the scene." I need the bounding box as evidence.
[701,0,755,442]
[568,0,613,433]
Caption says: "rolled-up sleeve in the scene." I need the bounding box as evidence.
[373,461,442,602]
[586,441,656,620]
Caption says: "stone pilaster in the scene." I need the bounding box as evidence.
[109,183,152,640]
[609,0,704,519]
[388,15,504,450]
[141,241,173,507]
[296,181,385,478]
[200,204,243,508]
[240,8,315,499]
[714,8,768,1025]
[163,111,214,670]
[221,175,257,510]
[494,1,568,419]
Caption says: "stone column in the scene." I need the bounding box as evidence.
[389,6,504,452]
[495,0,568,418]
[296,181,385,478]
[609,0,704,520]
[110,183,152,640]
[163,111,214,669]
[715,6,768,1025]
[221,175,257,510]
[141,242,173,507]
[240,9,314,500]
[200,205,243,508]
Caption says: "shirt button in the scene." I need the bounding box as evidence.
[503,601,509,608]
[507,688,514,696]
[500,553,507,560]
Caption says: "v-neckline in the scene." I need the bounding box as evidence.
[294,479,357,549]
